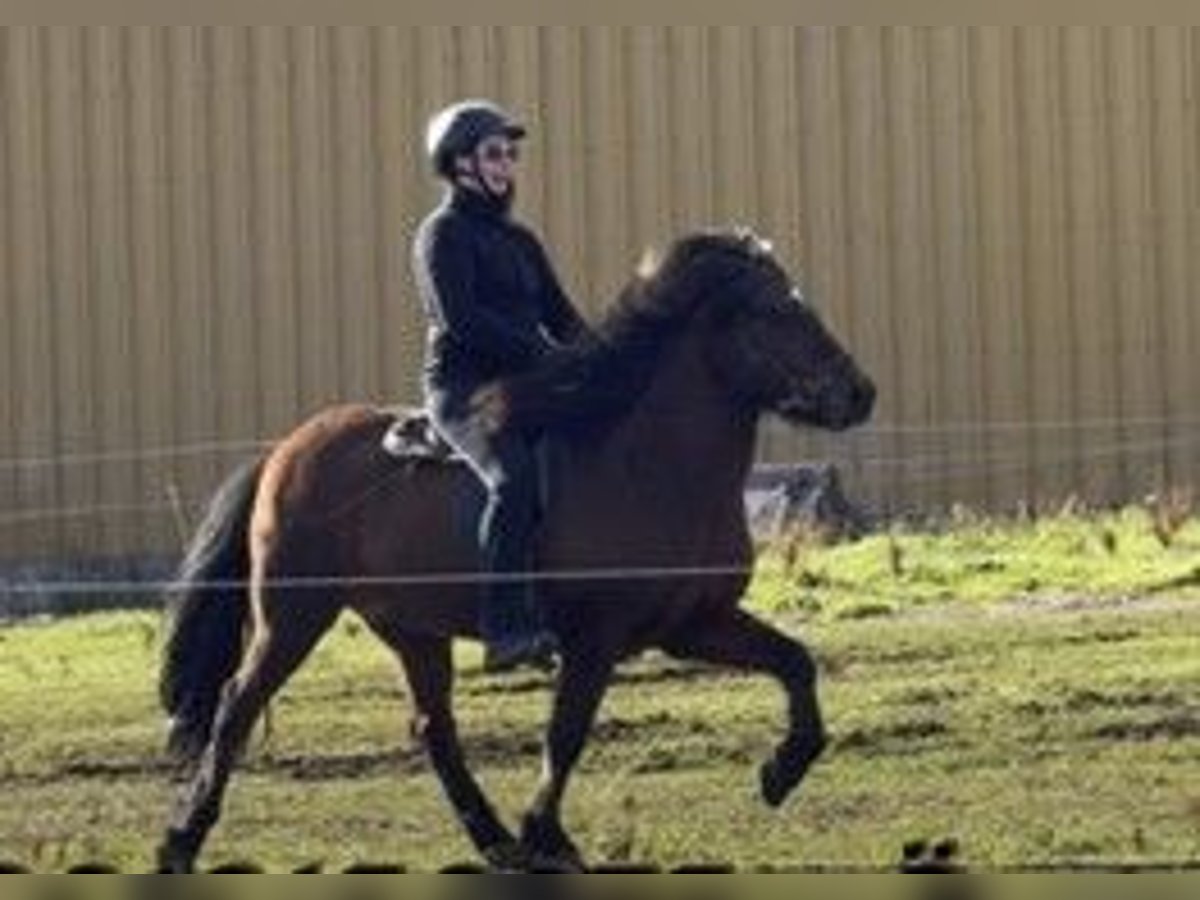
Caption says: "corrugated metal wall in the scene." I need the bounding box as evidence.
[3,26,1199,564]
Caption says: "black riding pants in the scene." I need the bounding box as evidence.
[425,381,542,641]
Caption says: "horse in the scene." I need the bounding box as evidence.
[156,227,876,873]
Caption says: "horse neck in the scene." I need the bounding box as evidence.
[607,330,759,499]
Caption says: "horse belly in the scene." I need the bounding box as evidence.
[346,465,487,637]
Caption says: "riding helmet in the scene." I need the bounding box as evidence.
[425,99,527,178]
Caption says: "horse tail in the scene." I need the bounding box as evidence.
[159,456,264,763]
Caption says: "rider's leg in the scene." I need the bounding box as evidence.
[474,428,556,670]
[427,388,555,671]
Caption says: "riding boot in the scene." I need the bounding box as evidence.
[425,387,556,672]
[481,583,557,672]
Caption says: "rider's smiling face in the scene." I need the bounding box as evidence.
[458,135,520,198]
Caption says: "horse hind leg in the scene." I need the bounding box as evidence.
[359,613,522,868]
[158,594,339,873]
[661,609,826,809]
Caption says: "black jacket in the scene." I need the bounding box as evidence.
[413,188,589,390]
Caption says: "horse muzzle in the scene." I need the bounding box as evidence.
[778,374,875,432]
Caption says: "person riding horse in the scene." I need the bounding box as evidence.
[413,99,594,673]
[158,223,877,873]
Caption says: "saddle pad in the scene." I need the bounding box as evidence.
[380,409,458,463]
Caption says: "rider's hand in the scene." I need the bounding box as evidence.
[469,383,509,434]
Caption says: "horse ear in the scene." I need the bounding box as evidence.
[738,226,773,258]
[727,224,771,258]
[637,246,662,281]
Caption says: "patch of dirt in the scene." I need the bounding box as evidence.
[458,658,727,698]
[893,685,963,707]
[1064,689,1185,712]
[997,593,1199,617]
[263,748,422,781]
[1091,714,1200,743]
[834,718,952,756]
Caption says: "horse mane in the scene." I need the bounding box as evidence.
[601,227,774,336]
[503,227,774,434]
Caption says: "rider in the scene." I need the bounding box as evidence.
[412,99,593,673]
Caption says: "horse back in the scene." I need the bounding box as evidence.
[256,404,750,645]
[254,405,485,624]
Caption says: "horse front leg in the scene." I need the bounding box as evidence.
[662,609,827,808]
[519,645,615,870]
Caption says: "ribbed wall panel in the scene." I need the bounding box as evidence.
[2,26,1199,563]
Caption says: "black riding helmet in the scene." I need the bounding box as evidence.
[425,99,527,179]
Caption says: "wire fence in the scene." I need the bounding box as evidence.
[3,418,1199,523]
[0,418,1198,604]
[0,425,1195,875]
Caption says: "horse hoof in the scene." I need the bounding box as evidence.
[483,841,533,872]
[528,854,587,873]
[760,740,825,808]
[760,760,790,808]
[154,846,194,874]
[155,830,201,874]
[519,814,586,871]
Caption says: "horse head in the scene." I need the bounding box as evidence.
[667,228,876,432]
[500,227,875,437]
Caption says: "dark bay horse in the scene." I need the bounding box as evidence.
[156,229,875,872]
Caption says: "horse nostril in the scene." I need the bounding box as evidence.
[854,374,883,415]
[841,378,875,424]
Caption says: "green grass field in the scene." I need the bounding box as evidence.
[0,506,1198,873]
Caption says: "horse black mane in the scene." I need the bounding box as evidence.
[602,227,775,336]
[503,227,777,433]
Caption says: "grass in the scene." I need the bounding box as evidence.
[0,505,1198,872]
[754,503,1200,618]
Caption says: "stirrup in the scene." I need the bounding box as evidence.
[483,631,559,674]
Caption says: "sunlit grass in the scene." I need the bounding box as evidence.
[0,507,1197,872]
[752,504,1200,619]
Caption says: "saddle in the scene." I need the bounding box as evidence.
[380,408,459,464]
[381,407,554,512]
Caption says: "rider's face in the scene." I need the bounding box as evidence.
[468,136,519,197]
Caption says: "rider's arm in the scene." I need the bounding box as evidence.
[528,236,592,347]
[417,219,549,369]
